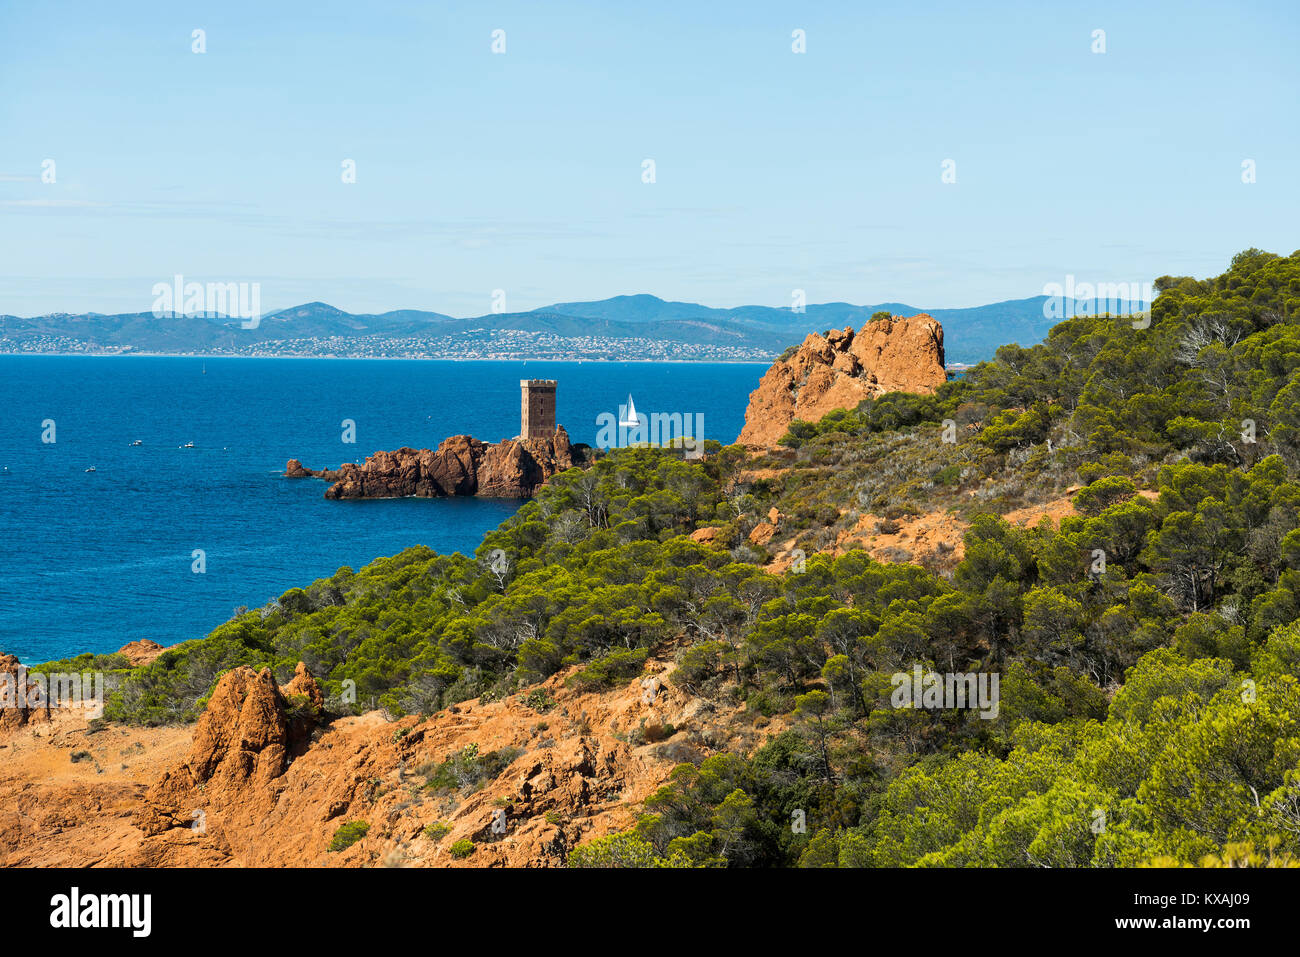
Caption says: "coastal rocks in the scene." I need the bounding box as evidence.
[737,314,947,448]
[287,427,589,499]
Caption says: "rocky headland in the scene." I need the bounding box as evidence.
[287,426,591,499]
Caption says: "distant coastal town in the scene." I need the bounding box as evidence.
[0,329,775,361]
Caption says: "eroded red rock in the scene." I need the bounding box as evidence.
[117,639,168,667]
[737,315,947,447]
[287,427,589,499]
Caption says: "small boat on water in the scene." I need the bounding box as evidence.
[180,442,195,449]
[84,466,96,473]
[130,439,143,446]
[619,394,640,427]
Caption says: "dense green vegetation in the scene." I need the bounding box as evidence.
[102,444,744,723]
[94,249,1300,867]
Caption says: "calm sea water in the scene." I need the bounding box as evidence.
[0,356,763,662]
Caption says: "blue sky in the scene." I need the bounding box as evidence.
[1,0,1296,317]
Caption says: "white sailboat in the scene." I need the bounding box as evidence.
[618,394,639,428]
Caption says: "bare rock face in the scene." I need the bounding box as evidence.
[0,654,51,734]
[689,526,721,545]
[117,639,167,667]
[737,314,946,448]
[287,427,589,499]
[136,663,324,837]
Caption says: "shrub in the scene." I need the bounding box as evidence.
[328,820,370,852]
[1072,475,1137,516]
[449,838,475,859]
[932,464,961,486]
[523,687,557,712]
[654,740,705,764]
[1078,452,1133,484]
[676,640,730,690]
[643,721,675,743]
[422,821,452,841]
[424,744,524,795]
[567,647,649,691]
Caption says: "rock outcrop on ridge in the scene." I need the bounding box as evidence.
[134,663,325,842]
[116,639,168,667]
[737,314,947,447]
[0,654,51,733]
[287,426,590,499]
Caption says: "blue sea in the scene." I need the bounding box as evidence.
[0,357,763,662]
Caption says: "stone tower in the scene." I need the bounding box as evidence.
[520,379,557,441]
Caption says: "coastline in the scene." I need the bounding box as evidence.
[0,356,755,663]
[0,352,775,364]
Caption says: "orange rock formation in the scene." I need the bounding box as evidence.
[737,315,947,447]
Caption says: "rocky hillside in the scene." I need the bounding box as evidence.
[0,649,776,867]
[287,426,590,499]
[737,314,946,447]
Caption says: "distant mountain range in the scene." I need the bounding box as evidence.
[0,294,1147,364]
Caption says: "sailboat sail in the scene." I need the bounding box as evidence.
[619,394,639,428]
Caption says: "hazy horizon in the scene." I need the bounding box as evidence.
[5,289,1074,321]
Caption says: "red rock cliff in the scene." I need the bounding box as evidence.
[737,314,946,447]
